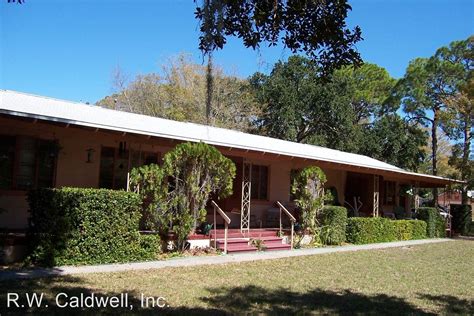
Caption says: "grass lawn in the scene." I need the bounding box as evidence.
[1,240,473,315]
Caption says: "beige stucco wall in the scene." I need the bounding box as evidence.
[214,154,347,228]
[0,117,174,229]
[0,116,348,229]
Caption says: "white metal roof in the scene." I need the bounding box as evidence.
[0,89,459,185]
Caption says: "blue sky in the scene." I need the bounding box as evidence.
[1,0,473,104]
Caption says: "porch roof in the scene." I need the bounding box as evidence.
[0,89,461,187]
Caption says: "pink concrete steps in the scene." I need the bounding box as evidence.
[214,234,291,253]
[216,238,256,253]
[210,229,279,239]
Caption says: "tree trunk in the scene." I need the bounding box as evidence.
[206,54,213,125]
[432,111,439,205]
[461,116,471,205]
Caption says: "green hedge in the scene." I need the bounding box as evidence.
[319,206,347,245]
[450,204,472,235]
[416,207,446,238]
[392,220,427,241]
[469,221,474,237]
[346,217,427,244]
[27,188,161,266]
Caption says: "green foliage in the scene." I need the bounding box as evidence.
[346,217,396,244]
[334,63,397,123]
[392,36,472,190]
[291,166,328,235]
[195,1,362,74]
[129,164,167,230]
[416,207,446,238]
[359,114,427,171]
[27,188,161,266]
[162,142,236,250]
[251,56,360,151]
[98,54,261,132]
[346,217,427,244]
[450,204,472,235]
[392,220,427,241]
[469,221,474,237]
[130,142,236,251]
[319,206,348,245]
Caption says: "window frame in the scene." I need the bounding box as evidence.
[383,180,396,206]
[0,134,58,192]
[250,164,270,201]
[98,146,160,190]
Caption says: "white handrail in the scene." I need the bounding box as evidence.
[211,201,231,224]
[210,200,231,254]
[276,201,295,250]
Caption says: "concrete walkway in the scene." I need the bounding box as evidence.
[0,238,452,281]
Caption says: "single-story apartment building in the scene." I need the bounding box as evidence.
[0,90,459,231]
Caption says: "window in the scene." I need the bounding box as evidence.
[0,136,15,189]
[251,164,268,200]
[99,146,159,190]
[383,181,396,205]
[0,135,57,190]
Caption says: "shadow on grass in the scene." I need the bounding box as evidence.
[418,294,474,315]
[201,285,432,315]
[1,279,473,315]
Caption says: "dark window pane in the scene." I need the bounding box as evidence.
[0,135,15,189]
[16,137,36,190]
[251,165,259,199]
[143,153,158,165]
[114,150,129,190]
[99,147,114,189]
[259,166,268,200]
[37,140,57,188]
[250,165,269,200]
[130,149,141,170]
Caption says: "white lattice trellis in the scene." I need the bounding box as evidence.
[241,162,252,234]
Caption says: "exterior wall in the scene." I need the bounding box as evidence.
[0,115,347,230]
[0,116,173,229]
[214,155,347,228]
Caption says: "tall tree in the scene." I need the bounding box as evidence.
[418,128,459,180]
[251,56,358,151]
[98,54,261,132]
[392,50,464,199]
[194,0,362,75]
[360,115,427,171]
[333,63,397,124]
[437,36,474,203]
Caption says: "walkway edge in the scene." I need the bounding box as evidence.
[0,238,452,280]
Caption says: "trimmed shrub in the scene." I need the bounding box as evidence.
[319,206,347,245]
[410,220,428,240]
[346,217,427,244]
[346,217,396,244]
[27,188,161,266]
[392,220,427,241]
[450,204,472,235]
[416,207,446,238]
